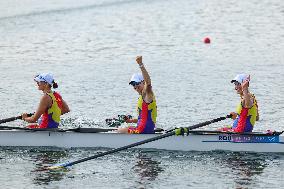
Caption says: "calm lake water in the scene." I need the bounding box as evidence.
[0,0,284,188]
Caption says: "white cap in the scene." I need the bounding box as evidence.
[34,73,54,85]
[129,73,144,85]
[231,74,250,84]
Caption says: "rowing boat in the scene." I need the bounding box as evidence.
[0,127,283,153]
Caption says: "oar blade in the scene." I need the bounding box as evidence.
[47,162,71,170]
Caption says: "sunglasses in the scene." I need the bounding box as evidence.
[234,81,241,86]
[131,82,142,89]
[131,82,141,86]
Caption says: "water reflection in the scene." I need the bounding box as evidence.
[29,148,69,185]
[218,152,269,188]
[132,151,163,188]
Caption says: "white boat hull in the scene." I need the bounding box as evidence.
[0,129,283,153]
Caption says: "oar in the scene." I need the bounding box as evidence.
[47,114,232,170]
[0,113,33,124]
[165,115,232,133]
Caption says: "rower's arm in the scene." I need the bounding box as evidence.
[136,56,154,103]
[61,99,70,115]
[242,90,253,108]
[255,98,259,121]
[23,95,51,123]
[241,77,253,108]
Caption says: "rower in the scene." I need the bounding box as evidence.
[220,74,259,133]
[117,56,157,134]
[22,73,70,128]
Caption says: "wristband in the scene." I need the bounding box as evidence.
[139,64,144,68]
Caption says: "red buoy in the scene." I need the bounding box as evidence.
[204,37,211,44]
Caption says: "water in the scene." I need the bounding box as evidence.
[0,0,284,188]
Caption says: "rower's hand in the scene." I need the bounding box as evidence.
[136,56,142,65]
[230,112,237,120]
[218,127,233,132]
[22,113,28,121]
[124,118,132,123]
[241,75,250,91]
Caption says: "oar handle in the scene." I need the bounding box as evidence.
[187,114,232,130]
[0,113,34,124]
[167,114,232,133]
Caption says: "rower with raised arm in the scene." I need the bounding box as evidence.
[22,73,70,128]
[118,56,157,134]
[220,74,259,133]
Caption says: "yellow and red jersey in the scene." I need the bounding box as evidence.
[232,94,258,132]
[38,92,63,128]
[128,95,157,134]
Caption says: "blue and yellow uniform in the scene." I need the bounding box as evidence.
[128,95,157,134]
[38,92,63,128]
[232,94,258,132]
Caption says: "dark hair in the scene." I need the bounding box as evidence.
[52,81,58,89]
